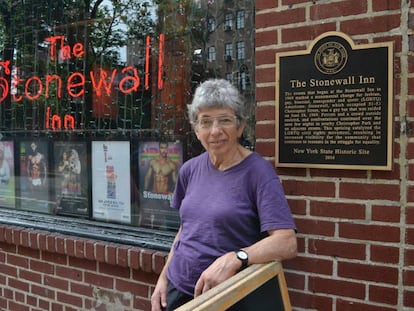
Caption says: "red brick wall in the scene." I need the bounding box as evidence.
[256,1,413,310]
[0,225,167,310]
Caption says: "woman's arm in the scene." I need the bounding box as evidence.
[151,226,182,311]
[244,229,297,263]
[194,228,297,297]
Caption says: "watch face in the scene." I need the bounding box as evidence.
[237,250,248,260]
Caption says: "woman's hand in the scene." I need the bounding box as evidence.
[193,229,297,298]
[194,252,240,297]
[151,275,168,311]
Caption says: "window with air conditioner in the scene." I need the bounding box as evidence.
[224,13,233,31]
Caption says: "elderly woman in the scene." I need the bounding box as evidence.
[151,79,297,311]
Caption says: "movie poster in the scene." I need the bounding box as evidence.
[0,141,15,208]
[19,140,51,213]
[53,141,89,217]
[92,141,131,224]
[138,141,183,230]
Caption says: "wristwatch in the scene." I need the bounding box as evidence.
[235,249,248,270]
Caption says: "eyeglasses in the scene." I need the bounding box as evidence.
[196,115,238,129]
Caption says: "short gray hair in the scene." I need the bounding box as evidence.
[187,79,247,124]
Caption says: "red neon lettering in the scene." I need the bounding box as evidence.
[46,106,75,131]
[8,34,165,130]
[45,35,85,62]
[0,77,9,102]
[25,76,43,101]
[67,72,85,97]
[46,106,51,129]
[0,60,11,75]
[52,115,61,130]
[9,67,142,103]
[12,73,23,102]
[90,68,117,96]
[158,34,164,90]
[145,35,150,90]
[64,115,75,129]
[45,35,64,62]
[119,66,140,94]
[72,43,84,58]
[45,75,62,98]
[59,45,71,61]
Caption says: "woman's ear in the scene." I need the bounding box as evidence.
[192,124,201,140]
[237,119,247,138]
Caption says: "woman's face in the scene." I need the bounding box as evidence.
[194,108,245,158]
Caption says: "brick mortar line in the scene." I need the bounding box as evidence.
[397,0,410,309]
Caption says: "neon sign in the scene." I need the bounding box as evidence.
[0,35,164,130]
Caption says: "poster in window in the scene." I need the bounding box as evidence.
[19,140,51,213]
[0,141,15,208]
[138,141,183,230]
[53,141,89,217]
[92,141,131,224]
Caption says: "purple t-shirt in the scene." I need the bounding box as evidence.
[167,152,296,295]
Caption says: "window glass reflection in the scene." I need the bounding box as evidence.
[0,0,255,230]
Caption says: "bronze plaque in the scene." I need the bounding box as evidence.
[276,32,393,170]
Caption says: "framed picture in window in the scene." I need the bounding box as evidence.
[137,140,183,230]
[0,141,16,209]
[53,141,89,217]
[18,140,51,213]
[91,140,131,224]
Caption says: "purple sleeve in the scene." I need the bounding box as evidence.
[170,158,191,210]
[256,176,296,232]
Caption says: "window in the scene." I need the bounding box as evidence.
[208,46,216,61]
[237,41,245,60]
[226,73,233,83]
[224,13,233,31]
[194,0,202,9]
[208,17,216,32]
[238,64,250,92]
[225,43,233,62]
[193,48,203,63]
[240,71,248,91]
[236,10,245,29]
[0,0,256,236]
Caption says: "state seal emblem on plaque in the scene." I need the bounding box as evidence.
[314,41,348,75]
